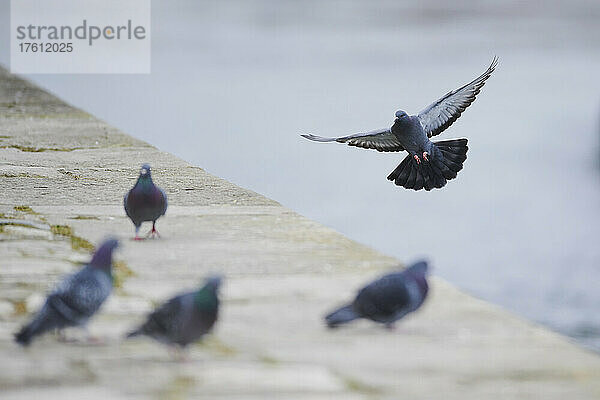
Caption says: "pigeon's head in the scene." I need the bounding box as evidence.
[139,164,152,177]
[405,260,429,277]
[404,260,429,296]
[90,237,120,271]
[203,275,223,292]
[394,110,408,120]
[195,275,223,309]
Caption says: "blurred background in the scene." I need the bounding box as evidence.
[0,0,599,351]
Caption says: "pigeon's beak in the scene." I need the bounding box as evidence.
[140,168,148,175]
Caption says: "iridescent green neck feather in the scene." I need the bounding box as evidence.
[194,287,218,310]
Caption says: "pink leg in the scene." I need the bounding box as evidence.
[413,154,421,164]
[146,222,161,239]
[133,226,144,241]
[422,151,429,162]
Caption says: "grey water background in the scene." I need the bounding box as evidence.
[1,0,599,351]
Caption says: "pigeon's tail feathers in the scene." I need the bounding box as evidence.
[430,138,468,181]
[387,154,446,191]
[301,134,338,143]
[325,304,359,328]
[14,325,35,346]
[387,138,468,191]
[126,315,162,339]
[14,306,58,346]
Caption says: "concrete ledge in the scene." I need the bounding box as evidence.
[1,67,599,399]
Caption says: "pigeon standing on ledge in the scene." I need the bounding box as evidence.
[14,238,119,346]
[325,260,429,329]
[126,276,222,350]
[302,57,498,191]
[124,164,168,240]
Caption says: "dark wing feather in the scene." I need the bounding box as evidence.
[301,128,404,152]
[138,294,187,338]
[123,191,133,220]
[157,187,168,216]
[417,57,498,138]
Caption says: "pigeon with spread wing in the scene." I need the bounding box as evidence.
[302,57,498,191]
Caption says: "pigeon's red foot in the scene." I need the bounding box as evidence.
[133,236,144,241]
[422,151,429,162]
[146,227,161,239]
[413,154,421,164]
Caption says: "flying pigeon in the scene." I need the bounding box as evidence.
[302,57,498,190]
[126,276,222,349]
[325,260,429,328]
[14,238,119,346]
[124,164,168,240]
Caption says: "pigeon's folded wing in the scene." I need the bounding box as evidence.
[302,128,404,152]
[50,268,110,321]
[158,187,168,216]
[418,57,498,138]
[146,295,187,335]
[354,274,411,319]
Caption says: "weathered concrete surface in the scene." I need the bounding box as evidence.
[1,66,599,399]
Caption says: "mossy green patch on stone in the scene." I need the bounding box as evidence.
[57,169,80,179]
[258,355,280,365]
[63,259,86,268]
[113,260,135,289]
[339,374,381,395]
[15,281,38,290]
[13,205,37,214]
[70,235,94,252]
[0,219,50,231]
[0,173,46,178]
[70,215,100,220]
[50,224,94,252]
[1,145,83,152]
[51,224,72,236]
[12,300,27,316]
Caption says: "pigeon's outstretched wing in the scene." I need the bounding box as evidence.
[417,57,498,138]
[301,128,404,152]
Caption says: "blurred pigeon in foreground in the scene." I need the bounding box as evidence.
[325,261,429,328]
[15,238,118,346]
[127,276,222,349]
[302,57,498,191]
[124,164,168,240]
